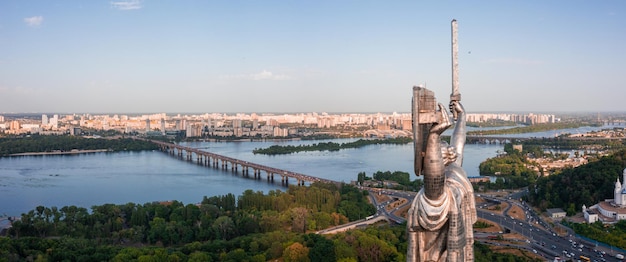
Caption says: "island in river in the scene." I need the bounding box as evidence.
[252,137,412,155]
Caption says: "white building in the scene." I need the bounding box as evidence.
[585,168,626,224]
[50,115,59,129]
[42,114,49,126]
[582,205,598,223]
[614,169,626,207]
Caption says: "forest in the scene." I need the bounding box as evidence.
[1,181,545,261]
[357,171,424,191]
[2,183,382,261]
[528,149,626,214]
[0,135,158,156]
[466,121,600,136]
[477,143,539,190]
[252,137,411,155]
[521,136,626,152]
[563,220,626,250]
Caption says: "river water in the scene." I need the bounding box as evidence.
[1,124,620,216]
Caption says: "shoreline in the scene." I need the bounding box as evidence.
[8,149,113,157]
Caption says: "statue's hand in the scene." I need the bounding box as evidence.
[449,101,465,117]
[430,103,451,135]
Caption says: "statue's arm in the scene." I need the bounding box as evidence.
[423,104,451,200]
[450,101,466,166]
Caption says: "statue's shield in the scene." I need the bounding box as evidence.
[412,86,437,176]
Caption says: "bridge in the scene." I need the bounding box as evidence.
[146,140,340,187]
[448,135,531,144]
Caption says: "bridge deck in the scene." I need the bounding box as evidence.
[148,140,339,185]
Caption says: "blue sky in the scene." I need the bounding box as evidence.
[1,1,624,113]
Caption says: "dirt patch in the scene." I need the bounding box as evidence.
[386,198,407,212]
[474,218,503,233]
[475,196,487,204]
[502,232,526,241]
[395,203,411,219]
[372,193,391,204]
[489,245,543,260]
[485,202,508,215]
[508,204,526,220]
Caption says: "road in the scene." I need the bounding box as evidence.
[479,190,624,262]
[317,186,626,261]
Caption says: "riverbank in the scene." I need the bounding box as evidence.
[9,149,112,156]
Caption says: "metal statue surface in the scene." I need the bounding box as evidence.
[405,19,475,261]
[406,93,476,262]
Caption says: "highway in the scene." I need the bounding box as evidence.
[316,185,626,261]
[478,190,624,262]
[363,187,625,262]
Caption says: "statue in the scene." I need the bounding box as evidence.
[406,86,476,262]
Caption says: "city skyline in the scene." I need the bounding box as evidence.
[1,1,625,113]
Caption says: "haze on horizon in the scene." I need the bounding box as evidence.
[1,1,625,114]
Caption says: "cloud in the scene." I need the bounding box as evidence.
[24,16,43,27]
[220,70,291,81]
[251,70,290,80]
[111,0,142,10]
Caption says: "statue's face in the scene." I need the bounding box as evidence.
[442,145,457,166]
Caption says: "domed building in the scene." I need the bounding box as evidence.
[584,168,626,224]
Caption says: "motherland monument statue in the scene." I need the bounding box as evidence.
[406,19,476,262]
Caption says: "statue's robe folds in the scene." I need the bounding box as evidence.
[407,164,476,262]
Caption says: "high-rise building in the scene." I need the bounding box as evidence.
[42,114,49,126]
[233,119,242,128]
[252,119,258,130]
[145,119,151,132]
[10,121,21,130]
[0,115,4,122]
[50,115,59,128]
[160,119,166,135]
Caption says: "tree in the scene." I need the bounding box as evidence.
[304,234,336,262]
[357,172,366,185]
[188,251,212,262]
[290,207,309,233]
[283,242,310,262]
[212,216,236,240]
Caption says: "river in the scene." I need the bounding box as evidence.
[1,124,620,217]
